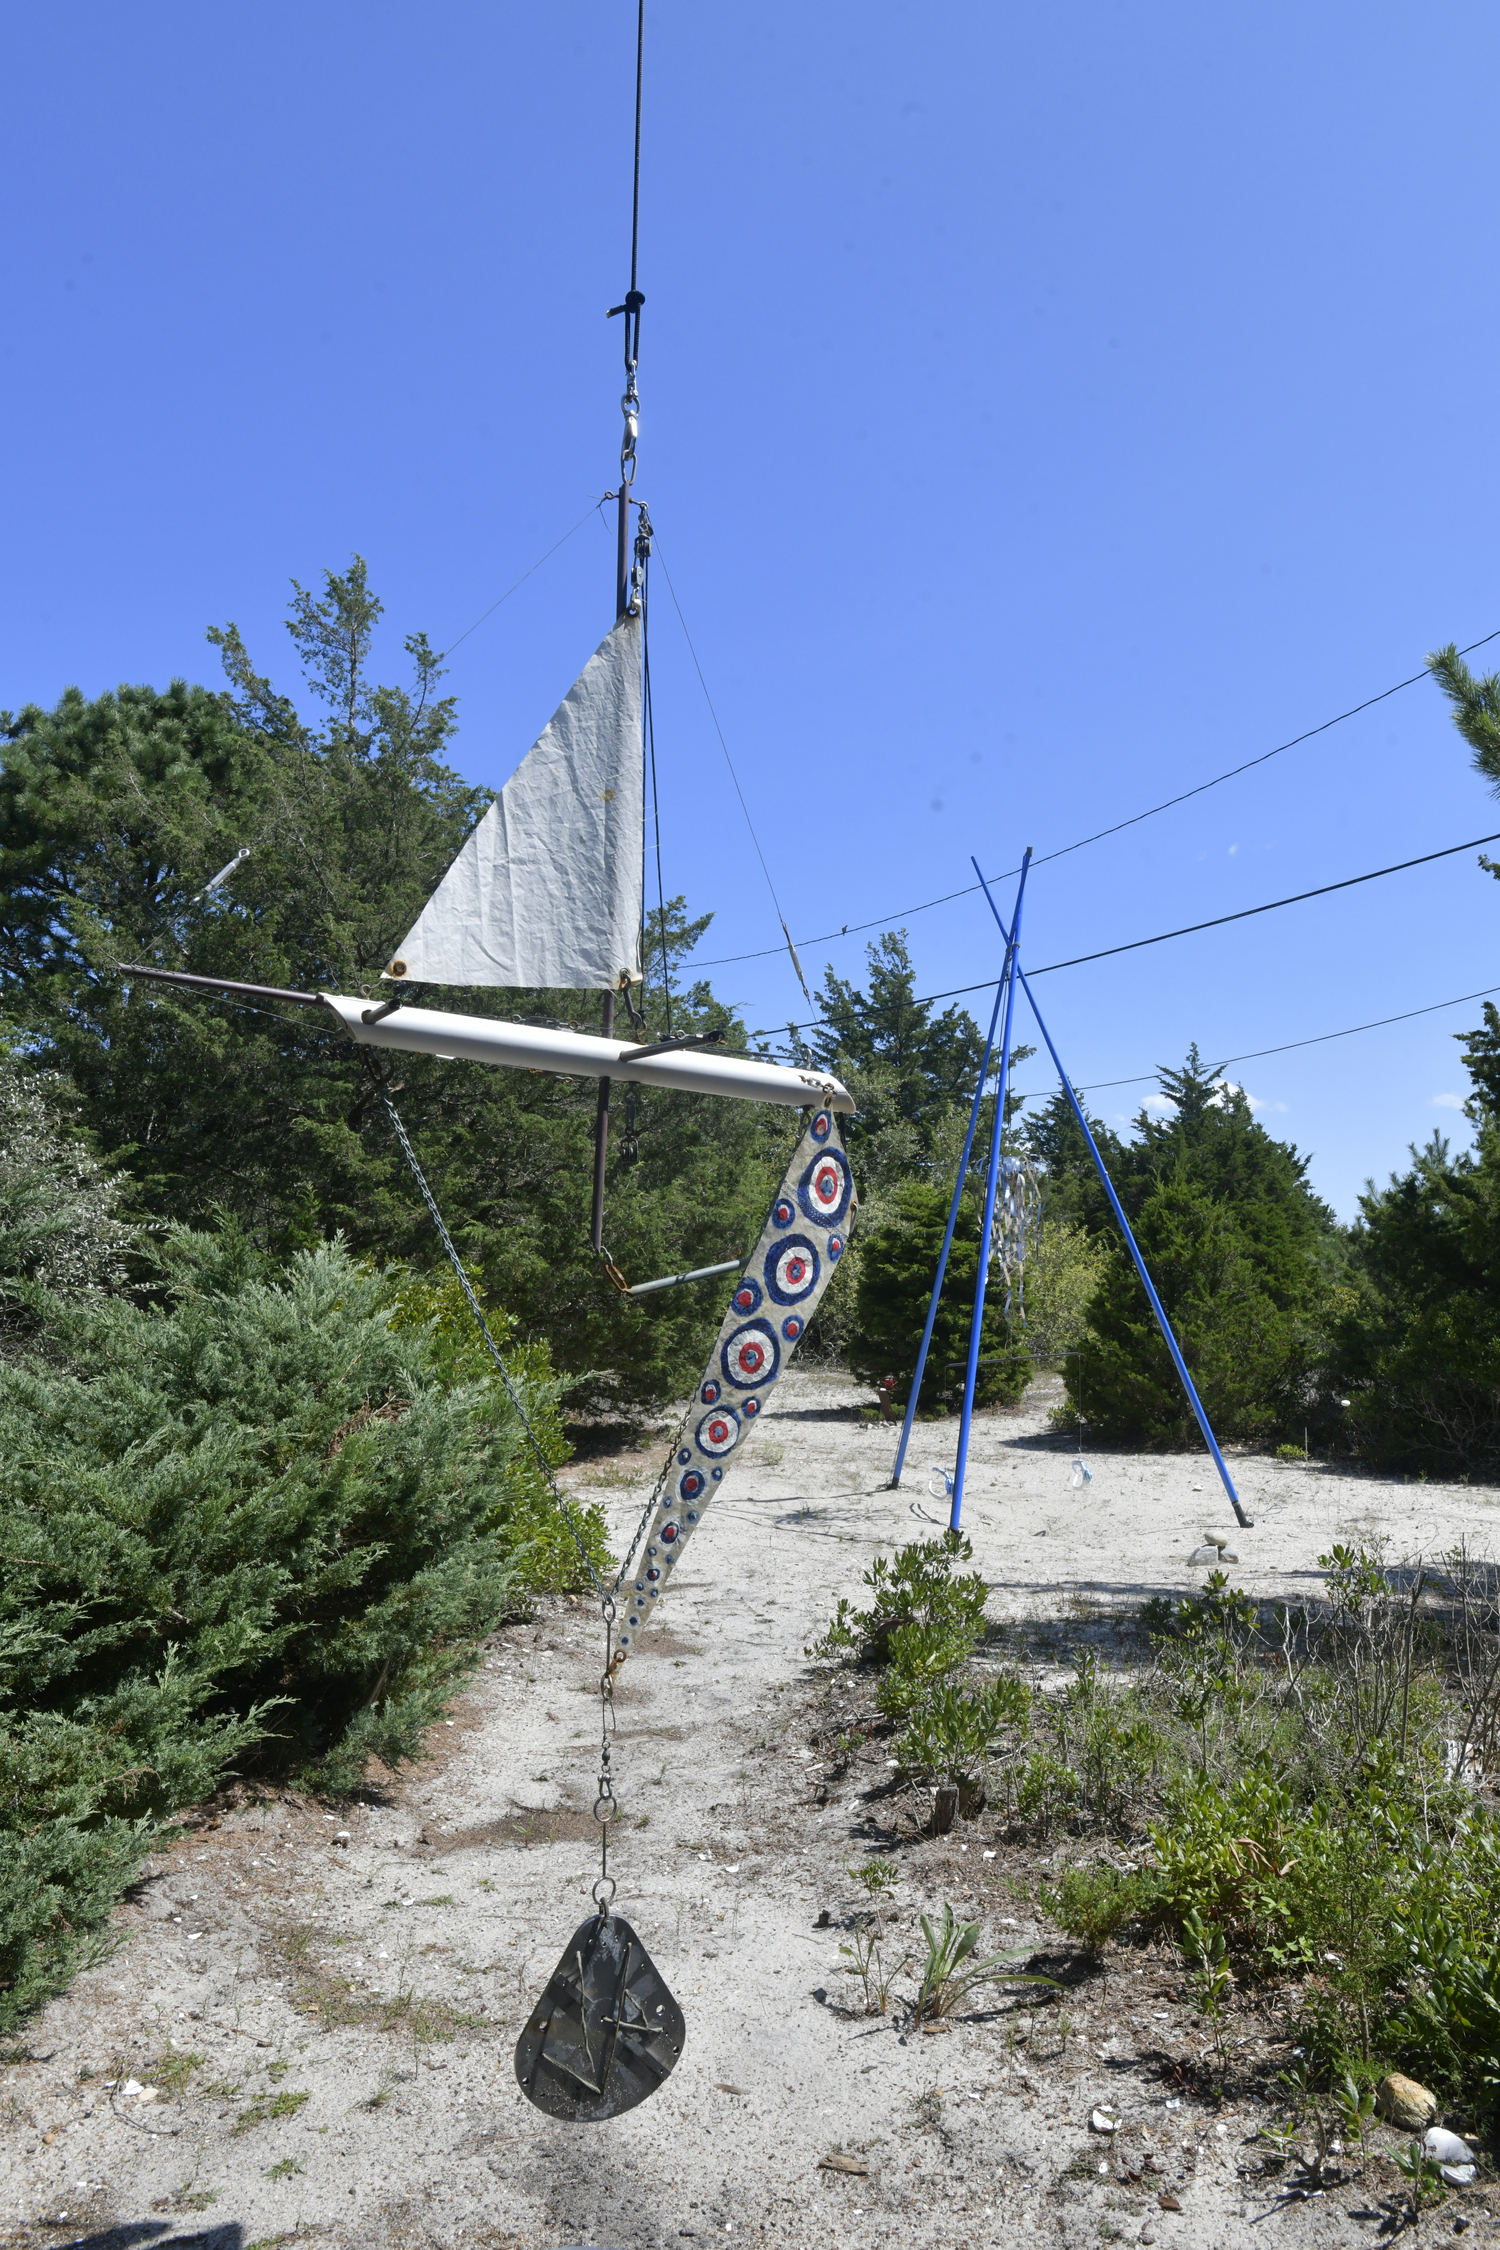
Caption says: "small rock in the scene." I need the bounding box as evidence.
[1377,2073,1438,2131]
[1442,2164,1477,2186]
[1426,2128,1474,2165]
[332,1831,351,1847]
[1157,2192,1182,2212]
[815,1909,831,1929]
[819,2152,870,2177]
[1139,2234,1157,2247]
[1090,2107,1121,2134]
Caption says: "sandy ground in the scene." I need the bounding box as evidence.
[6,1370,1500,2250]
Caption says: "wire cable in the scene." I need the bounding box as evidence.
[692,625,1500,970]
[1071,982,1500,1094]
[651,536,812,1002]
[441,501,606,660]
[776,825,1500,1031]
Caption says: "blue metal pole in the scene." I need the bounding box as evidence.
[970,865,1253,1532]
[889,972,1008,1490]
[950,849,1033,1531]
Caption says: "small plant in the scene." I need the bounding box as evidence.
[232,2089,310,2134]
[849,1857,900,1900]
[809,1534,989,1666]
[1276,1444,1307,1462]
[1042,1863,1160,1963]
[912,1903,1058,2023]
[896,1673,1029,1819]
[1181,1909,1233,2082]
[1328,2070,1376,2182]
[838,1925,898,2016]
[150,2047,205,2094]
[1391,2135,1446,2220]
[265,2158,305,2180]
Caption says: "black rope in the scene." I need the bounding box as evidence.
[630,0,644,297]
[778,824,1500,1033]
[691,623,1500,972]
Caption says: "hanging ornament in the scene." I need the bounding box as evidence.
[515,1909,684,2120]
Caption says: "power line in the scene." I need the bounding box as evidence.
[1074,983,1500,1094]
[777,825,1500,1031]
[694,624,1500,971]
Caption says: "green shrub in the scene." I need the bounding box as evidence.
[896,1676,1030,1813]
[0,1226,605,2031]
[1042,1862,1163,1955]
[849,1180,1028,1410]
[809,1533,989,1666]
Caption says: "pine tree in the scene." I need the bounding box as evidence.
[0,565,779,1408]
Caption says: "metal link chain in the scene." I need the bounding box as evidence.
[375,1073,609,1601]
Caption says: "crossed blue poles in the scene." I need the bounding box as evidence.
[889,854,1252,1535]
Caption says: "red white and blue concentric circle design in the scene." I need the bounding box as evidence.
[677,1469,705,1502]
[696,1406,741,1457]
[765,1234,821,1305]
[742,1396,761,1419]
[798,1147,852,1227]
[828,1234,845,1262]
[811,1110,832,1141]
[721,1318,781,1390]
[701,1379,721,1405]
[772,1196,795,1228]
[730,1275,763,1315]
[782,1315,803,1340]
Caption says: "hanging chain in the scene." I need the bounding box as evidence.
[374,1068,609,1600]
[593,1599,619,1914]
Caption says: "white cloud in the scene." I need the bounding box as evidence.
[1143,1092,1176,1112]
[1431,1092,1466,1110]
[1228,842,1239,856]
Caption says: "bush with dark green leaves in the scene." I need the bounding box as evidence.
[0,1225,601,2031]
[849,1180,1029,1411]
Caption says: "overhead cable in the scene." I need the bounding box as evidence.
[1074,982,1500,1094]
[694,625,1500,971]
[775,826,1500,1032]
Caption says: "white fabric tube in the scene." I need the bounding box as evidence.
[318,994,854,1113]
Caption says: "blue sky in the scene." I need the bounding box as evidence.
[4,1,1498,1218]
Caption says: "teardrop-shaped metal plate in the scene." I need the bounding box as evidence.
[514,1911,685,2121]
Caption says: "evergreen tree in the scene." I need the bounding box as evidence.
[849,1179,1029,1412]
[1064,1049,1340,1447]
[1329,1003,1500,1476]
[810,930,989,1189]
[0,566,780,1408]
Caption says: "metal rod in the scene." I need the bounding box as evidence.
[951,850,1032,1531]
[591,990,616,1255]
[617,484,630,618]
[118,962,325,1009]
[616,1030,724,1063]
[361,994,404,1025]
[972,868,1253,1531]
[626,1256,744,1298]
[890,972,1008,1489]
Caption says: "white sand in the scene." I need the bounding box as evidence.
[4,1369,1494,2250]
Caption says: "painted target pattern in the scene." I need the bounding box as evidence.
[722,1319,780,1390]
[696,1406,741,1457]
[613,1109,856,1658]
[765,1234,821,1305]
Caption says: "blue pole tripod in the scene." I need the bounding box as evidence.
[889,973,1009,1491]
[948,852,1032,1530]
[971,861,1253,1533]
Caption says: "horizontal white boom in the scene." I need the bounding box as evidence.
[318,995,854,1113]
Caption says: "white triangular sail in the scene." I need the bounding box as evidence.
[389,613,643,990]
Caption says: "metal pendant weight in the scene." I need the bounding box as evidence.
[514,1910,684,2120]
